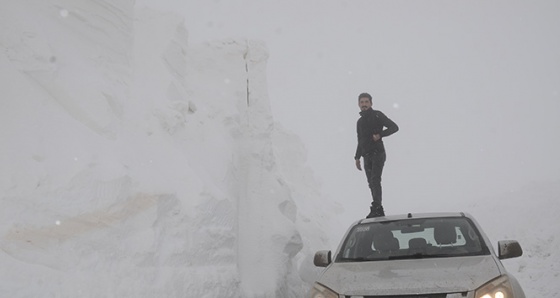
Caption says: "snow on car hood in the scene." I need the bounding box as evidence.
[318,255,501,296]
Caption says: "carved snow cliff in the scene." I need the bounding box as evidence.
[0,1,330,297]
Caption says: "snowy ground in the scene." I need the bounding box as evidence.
[1,1,559,297]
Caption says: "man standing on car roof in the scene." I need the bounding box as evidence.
[355,92,399,218]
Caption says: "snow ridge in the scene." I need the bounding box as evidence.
[1,1,328,297]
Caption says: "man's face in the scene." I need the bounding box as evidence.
[359,97,372,111]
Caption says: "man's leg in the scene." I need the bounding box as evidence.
[364,152,386,217]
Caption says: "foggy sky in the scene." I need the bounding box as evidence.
[143,0,560,220]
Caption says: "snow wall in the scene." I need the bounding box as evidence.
[0,1,335,297]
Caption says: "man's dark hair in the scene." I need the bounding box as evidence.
[358,92,372,102]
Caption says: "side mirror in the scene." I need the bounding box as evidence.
[498,240,523,260]
[313,250,332,267]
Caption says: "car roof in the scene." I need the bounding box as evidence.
[357,212,471,225]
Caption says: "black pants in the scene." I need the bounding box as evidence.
[364,151,386,207]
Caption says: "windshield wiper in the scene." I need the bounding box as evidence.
[339,257,368,262]
[388,253,427,260]
[339,256,388,262]
[388,253,457,260]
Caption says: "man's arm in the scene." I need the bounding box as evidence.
[354,143,362,161]
[355,121,362,170]
[379,112,399,137]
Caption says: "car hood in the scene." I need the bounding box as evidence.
[318,255,501,296]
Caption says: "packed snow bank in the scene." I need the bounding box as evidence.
[464,181,560,298]
[0,1,333,297]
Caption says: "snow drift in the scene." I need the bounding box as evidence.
[0,1,333,297]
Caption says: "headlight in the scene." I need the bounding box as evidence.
[475,275,514,298]
[309,283,340,298]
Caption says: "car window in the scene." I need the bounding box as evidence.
[392,226,467,248]
[337,217,489,262]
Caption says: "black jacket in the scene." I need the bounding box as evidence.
[354,108,399,159]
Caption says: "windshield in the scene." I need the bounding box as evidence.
[336,217,490,262]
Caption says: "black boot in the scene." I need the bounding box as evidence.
[377,205,385,217]
[366,204,385,218]
[366,207,375,218]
